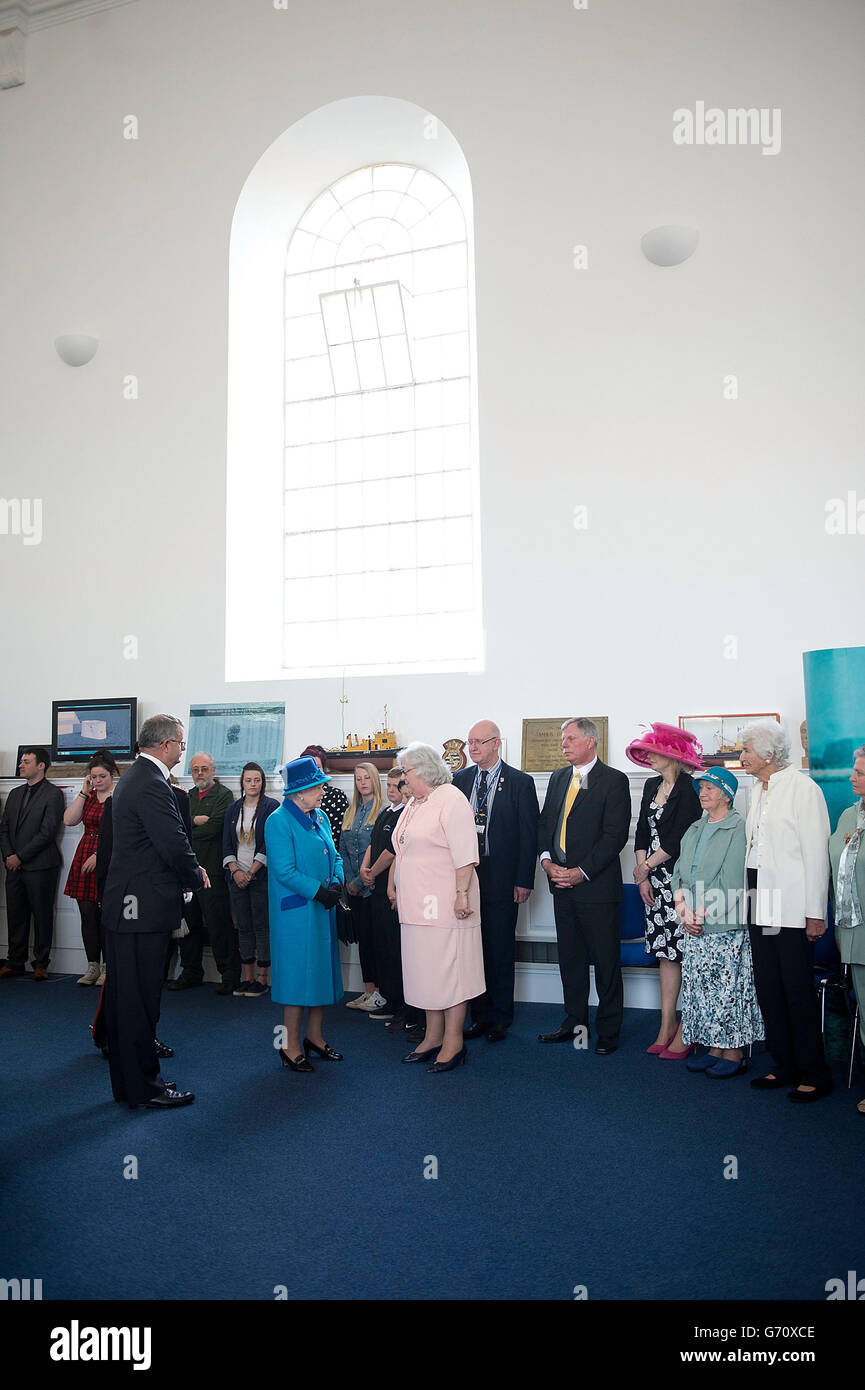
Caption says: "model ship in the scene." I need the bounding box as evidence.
[326,696,402,772]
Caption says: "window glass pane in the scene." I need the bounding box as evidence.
[373,163,415,193]
[334,394,362,440]
[335,438,362,483]
[441,424,469,471]
[442,470,471,517]
[385,387,415,435]
[355,340,386,391]
[362,479,388,526]
[298,190,340,236]
[285,273,315,318]
[415,427,442,476]
[329,343,359,394]
[416,519,443,566]
[387,431,414,477]
[336,480,362,527]
[287,313,327,359]
[285,575,336,621]
[381,336,413,387]
[387,476,414,524]
[347,287,378,340]
[388,522,416,569]
[407,168,450,212]
[321,293,351,345]
[373,283,406,336]
[362,434,388,481]
[416,472,444,520]
[335,528,363,575]
[362,523,388,574]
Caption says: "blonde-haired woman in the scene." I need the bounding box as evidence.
[341,762,386,1012]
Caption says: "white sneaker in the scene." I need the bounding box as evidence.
[346,992,371,1009]
[96,965,106,985]
[77,962,100,986]
[356,990,386,1012]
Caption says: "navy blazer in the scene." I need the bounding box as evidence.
[96,783,193,903]
[452,760,540,901]
[101,758,203,935]
[0,777,65,871]
[537,759,631,902]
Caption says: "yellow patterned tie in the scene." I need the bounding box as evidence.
[559,770,581,854]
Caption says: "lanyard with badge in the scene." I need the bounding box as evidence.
[475,769,490,855]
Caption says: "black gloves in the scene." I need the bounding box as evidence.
[314,884,342,909]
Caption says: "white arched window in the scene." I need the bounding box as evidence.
[226,102,481,681]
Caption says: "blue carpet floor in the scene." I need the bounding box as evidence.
[2,975,863,1301]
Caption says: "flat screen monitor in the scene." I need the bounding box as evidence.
[50,697,138,762]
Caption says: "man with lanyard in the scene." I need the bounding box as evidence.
[452,721,539,1042]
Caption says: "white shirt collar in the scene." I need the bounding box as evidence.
[139,751,171,780]
[571,757,597,778]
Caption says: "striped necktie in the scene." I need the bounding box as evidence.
[559,770,581,855]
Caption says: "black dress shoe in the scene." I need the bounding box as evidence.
[463,1021,489,1040]
[135,1088,194,1109]
[486,1027,507,1042]
[787,1083,832,1104]
[154,1038,174,1059]
[595,1043,618,1055]
[303,1037,343,1061]
[538,1024,579,1043]
[750,1075,789,1090]
[402,1046,441,1063]
[279,1049,313,1072]
[427,1047,467,1073]
[166,975,201,991]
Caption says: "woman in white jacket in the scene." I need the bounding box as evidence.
[740,723,832,1103]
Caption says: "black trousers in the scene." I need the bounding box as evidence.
[178,886,239,982]
[470,862,518,1028]
[747,870,831,1088]
[5,867,60,970]
[104,930,168,1105]
[350,894,376,984]
[552,891,623,1044]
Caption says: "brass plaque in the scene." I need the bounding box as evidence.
[521,717,609,772]
[442,738,467,771]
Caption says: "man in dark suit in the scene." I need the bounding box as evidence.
[453,720,540,1041]
[0,747,65,980]
[101,715,209,1109]
[537,718,631,1054]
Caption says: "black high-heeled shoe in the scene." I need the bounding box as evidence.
[279,1048,313,1073]
[303,1037,343,1061]
[427,1047,467,1074]
[401,1046,442,1064]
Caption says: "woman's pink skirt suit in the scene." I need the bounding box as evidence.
[394,782,485,1009]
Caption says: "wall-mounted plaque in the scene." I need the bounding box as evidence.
[521,717,609,772]
[442,738,467,771]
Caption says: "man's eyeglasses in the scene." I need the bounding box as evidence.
[167,737,186,751]
[467,737,497,748]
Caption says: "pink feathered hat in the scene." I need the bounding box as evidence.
[625,722,704,771]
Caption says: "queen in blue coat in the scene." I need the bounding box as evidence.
[266,757,346,1073]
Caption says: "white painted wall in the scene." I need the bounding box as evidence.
[1,0,864,774]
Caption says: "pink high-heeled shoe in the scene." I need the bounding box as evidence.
[647,1028,678,1055]
[658,1036,695,1060]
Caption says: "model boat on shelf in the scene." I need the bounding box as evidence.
[326,727,402,772]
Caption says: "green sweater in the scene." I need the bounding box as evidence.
[671,809,747,932]
[189,780,234,884]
